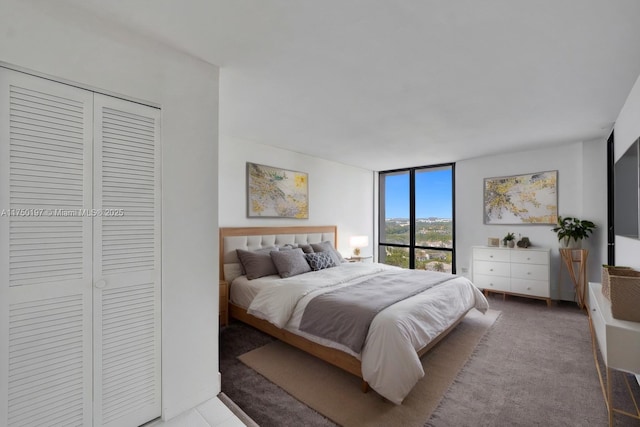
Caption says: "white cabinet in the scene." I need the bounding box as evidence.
[588,282,640,424]
[588,282,640,374]
[0,68,161,427]
[472,246,551,305]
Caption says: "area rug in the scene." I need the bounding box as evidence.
[238,308,500,427]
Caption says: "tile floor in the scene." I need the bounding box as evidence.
[146,396,249,427]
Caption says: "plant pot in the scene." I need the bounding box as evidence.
[561,237,582,249]
[507,240,515,248]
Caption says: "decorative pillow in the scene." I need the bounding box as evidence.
[270,248,311,278]
[236,247,279,280]
[237,246,278,274]
[279,244,299,251]
[305,252,336,271]
[298,244,314,254]
[310,241,345,265]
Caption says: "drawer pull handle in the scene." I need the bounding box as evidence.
[527,287,531,290]
[489,255,493,258]
[527,272,531,275]
[527,257,530,260]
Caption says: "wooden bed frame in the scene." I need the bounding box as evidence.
[219,225,468,393]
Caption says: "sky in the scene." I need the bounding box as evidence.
[384,168,452,218]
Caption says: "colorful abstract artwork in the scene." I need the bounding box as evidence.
[484,170,558,225]
[247,162,309,218]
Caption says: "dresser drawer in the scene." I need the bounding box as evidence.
[510,250,549,265]
[474,274,510,292]
[473,260,510,277]
[510,263,548,281]
[511,278,549,298]
[473,248,510,262]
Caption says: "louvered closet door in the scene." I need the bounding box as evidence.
[0,69,93,426]
[93,94,161,427]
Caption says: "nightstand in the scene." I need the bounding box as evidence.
[219,280,229,326]
[345,256,373,263]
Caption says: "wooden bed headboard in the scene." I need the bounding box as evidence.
[219,225,338,282]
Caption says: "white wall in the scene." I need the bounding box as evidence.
[218,136,374,257]
[456,141,607,301]
[613,72,640,269]
[1,0,220,420]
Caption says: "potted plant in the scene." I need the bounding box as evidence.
[551,216,596,248]
[503,232,516,248]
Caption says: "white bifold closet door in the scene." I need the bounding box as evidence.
[93,94,161,427]
[0,68,161,427]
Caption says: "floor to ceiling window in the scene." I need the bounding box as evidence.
[378,163,455,272]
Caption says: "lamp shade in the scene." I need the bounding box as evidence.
[349,235,369,248]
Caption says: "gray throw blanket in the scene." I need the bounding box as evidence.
[299,269,454,353]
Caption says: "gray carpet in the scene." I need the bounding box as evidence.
[220,295,640,427]
[427,296,640,427]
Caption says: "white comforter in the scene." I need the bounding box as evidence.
[241,262,489,404]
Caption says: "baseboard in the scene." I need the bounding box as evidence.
[218,393,259,427]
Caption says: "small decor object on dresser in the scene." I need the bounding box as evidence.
[487,237,500,247]
[502,232,515,248]
[516,237,530,248]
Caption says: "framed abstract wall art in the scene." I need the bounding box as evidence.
[483,170,558,225]
[247,162,309,218]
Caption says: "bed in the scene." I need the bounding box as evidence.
[220,225,489,404]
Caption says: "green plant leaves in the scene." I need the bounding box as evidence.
[551,216,596,241]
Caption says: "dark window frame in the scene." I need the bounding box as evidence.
[378,163,456,272]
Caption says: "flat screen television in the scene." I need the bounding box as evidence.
[614,138,640,239]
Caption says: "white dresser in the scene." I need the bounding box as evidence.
[472,246,551,306]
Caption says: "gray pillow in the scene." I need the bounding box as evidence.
[310,241,344,265]
[237,246,278,274]
[305,252,336,271]
[298,244,314,254]
[236,247,279,280]
[270,248,312,278]
[279,244,299,251]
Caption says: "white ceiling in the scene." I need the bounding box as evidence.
[61,0,640,170]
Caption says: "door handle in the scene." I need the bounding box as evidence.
[95,280,106,289]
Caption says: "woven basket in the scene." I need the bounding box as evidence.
[609,272,640,322]
[601,266,632,300]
